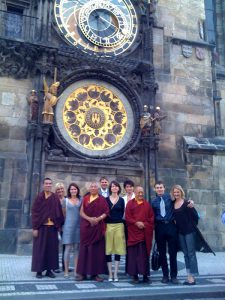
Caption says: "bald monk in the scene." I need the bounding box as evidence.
[76,182,109,282]
[125,186,154,283]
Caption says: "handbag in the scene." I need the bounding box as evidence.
[151,241,160,271]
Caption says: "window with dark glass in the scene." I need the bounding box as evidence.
[5,6,23,39]
[204,0,216,44]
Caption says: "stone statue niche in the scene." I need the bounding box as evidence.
[153,107,167,135]
[27,89,38,122]
[140,105,154,136]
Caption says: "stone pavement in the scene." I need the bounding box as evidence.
[0,252,225,300]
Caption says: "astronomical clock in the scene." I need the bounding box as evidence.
[52,0,146,159]
[55,79,135,158]
[54,0,138,57]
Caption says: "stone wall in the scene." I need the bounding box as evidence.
[153,0,225,250]
[154,0,214,171]
[0,77,31,253]
[45,160,143,197]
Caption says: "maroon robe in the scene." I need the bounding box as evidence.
[31,192,64,272]
[77,194,109,276]
[125,199,154,276]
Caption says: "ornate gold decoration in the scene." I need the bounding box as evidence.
[63,84,127,150]
[85,107,105,129]
[42,69,60,124]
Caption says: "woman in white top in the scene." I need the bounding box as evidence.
[123,180,135,207]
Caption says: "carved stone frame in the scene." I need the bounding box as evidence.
[52,69,142,160]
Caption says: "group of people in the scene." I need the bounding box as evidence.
[31,176,205,285]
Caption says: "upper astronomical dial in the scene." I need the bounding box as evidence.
[54,0,138,56]
[79,1,128,47]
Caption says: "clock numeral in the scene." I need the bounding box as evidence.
[103,37,110,45]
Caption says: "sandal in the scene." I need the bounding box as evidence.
[75,274,85,281]
[183,281,196,285]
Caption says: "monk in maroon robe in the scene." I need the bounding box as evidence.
[125,186,154,283]
[76,182,109,282]
[31,177,64,278]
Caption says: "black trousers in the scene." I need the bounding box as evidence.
[155,222,178,279]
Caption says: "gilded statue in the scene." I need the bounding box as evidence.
[42,75,60,124]
[153,107,167,135]
[140,105,154,136]
[27,89,38,122]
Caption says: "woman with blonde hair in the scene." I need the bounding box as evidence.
[55,182,66,205]
[171,184,199,285]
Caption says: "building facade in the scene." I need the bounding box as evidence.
[0,0,225,253]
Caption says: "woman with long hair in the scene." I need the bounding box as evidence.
[62,183,82,278]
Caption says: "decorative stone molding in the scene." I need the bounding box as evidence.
[0,39,39,78]
[216,64,225,79]
[183,136,225,154]
[0,39,155,96]
[51,69,142,160]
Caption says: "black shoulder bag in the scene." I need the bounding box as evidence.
[151,241,160,271]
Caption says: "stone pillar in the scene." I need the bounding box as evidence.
[36,0,43,42]
[220,0,225,66]
[21,122,38,228]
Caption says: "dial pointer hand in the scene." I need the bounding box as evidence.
[98,15,119,31]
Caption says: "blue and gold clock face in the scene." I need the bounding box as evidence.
[54,0,138,56]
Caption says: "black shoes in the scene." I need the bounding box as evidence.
[36,272,43,279]
[45,270,56,278]
[161,276,169,284]
[161,276,179,284]
[183,280,196,285]
[53,269,61,273]
[171,277,179,284]
[132,275,152,284]
[143,275,152,284]
[132,275,139,284]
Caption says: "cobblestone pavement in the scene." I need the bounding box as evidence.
[0,252,225,299]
